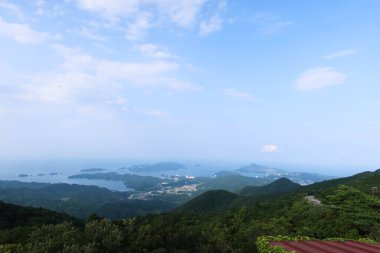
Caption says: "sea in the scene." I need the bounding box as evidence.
[0,159,238,192]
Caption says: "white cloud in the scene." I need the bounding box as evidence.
[159,0,207,28]
[262,144,279,153]
[73,0,207,26]
[0,17,49,44]
[224,88,254,101]
[21,72,97,102]
[217,0,227,11]
[73,0,140,17]
[20,45,198,103]
[73,0,213,39]
[34,2,65,17]
[199,15,222,36]
[295,67,346,91]
[199,0,226,36]
[254,13,292,35]
[125,11,153,40]
[0,0,23,17]
[135,43,173,58]
[78,26,108,41]
[322,50,355,60]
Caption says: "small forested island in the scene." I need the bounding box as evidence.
[125,162,187,173]
[80,168,106,173]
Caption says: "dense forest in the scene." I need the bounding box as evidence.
[0,169,379,252]
[0,181,175,219]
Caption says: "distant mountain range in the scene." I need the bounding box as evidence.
[117,161,332,186]
[121,162,187,173]
[234,163,332,185]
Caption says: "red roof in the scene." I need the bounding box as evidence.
[270,240,380,253]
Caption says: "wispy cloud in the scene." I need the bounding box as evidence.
[78,26,108,42]
[254,12,292,35]
[72,0,217,40]
[73,0,207,26]
[295,67,346,91]
[262,144,279,153]
[0,0,23,17]
[223,88,254,101]
[125,11,153,40]
[199,0,226,36]
[20,45,198,103]
[73,0,139,17]
[199,15,223,36]
[34,2,65,17]
[162,0,208,28]
[134,43,173,59]
[322,50,355,60]
[0,17,49,44]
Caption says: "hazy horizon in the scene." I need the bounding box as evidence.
[0,158,376,177]
[1,1,380,173]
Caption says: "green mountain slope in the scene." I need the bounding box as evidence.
[301,169,380,197]
[177,178,301,213]
[0,181,176,219]
[202,175,266,192]
[177,190,238,213]
[96,200,176,220]
[0,201,77,229]
[239,177,301,196]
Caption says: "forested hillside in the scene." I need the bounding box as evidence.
[0,170,379,252]
[0,182,175,219]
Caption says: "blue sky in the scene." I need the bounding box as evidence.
[1,0,380,173]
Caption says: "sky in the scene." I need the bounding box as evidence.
[1,0,380,173]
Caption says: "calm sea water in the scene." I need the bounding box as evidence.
[0,159,135,191]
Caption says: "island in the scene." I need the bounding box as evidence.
[80,168,106,173]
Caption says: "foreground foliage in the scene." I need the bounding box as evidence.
[0,184,379,253]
